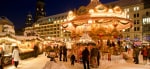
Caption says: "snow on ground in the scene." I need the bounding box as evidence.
[4,53,150,69]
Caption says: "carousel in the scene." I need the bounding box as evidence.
[62,0,133,67]
[62,0,133,40]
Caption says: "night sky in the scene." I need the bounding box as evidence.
[0,0,117,29]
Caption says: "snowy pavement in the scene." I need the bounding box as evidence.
[4,54,49,69]
[4,54,150,69]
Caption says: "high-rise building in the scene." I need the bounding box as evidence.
[35,0,46,22]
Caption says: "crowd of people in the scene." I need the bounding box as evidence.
[0,39,149,69]
[1,40,148,69]
[42,40,150,69]
[133,45,150,64]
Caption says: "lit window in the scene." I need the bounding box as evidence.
[143,18,145,24]
[124,8,129,12]
[127,8,129,12]
[144,18,146,22]
[34,24,39,27]
[127,15,129,18]
[133,6,140,11]
[54,21,56,24]
[124,9,126,12]
[146,18,149,23]
[148,18,150,23]
[137,7,139,11]
[64,19,67,21]
[61,19,63,22]
[48,18,51,22]
[133,7,136,11]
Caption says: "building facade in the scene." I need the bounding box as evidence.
[25,12,71,41]
[106,0,150,44]
[142,9,150,43]
[0,16,15,35]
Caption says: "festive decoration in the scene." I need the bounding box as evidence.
[62,0,133,40]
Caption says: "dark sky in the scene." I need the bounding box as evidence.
[0,0,117,29]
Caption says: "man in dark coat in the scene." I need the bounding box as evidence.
[97,49,101,66]
[0,53,3,69]
[82,47,90,69]
[59,46,63,61]
[107,39,111,47]
[63,46,67,62]
[147,45,150,63]
[33,45,39,57]
[133,46,140,64]
[70,54,76,65]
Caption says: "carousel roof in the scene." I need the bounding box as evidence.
[62,0,133,39]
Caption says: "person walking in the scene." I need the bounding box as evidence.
[0,53,3,69]
[33,45,39,57]
[133,46,140,64]
[141,46,148,64]
[97,48,101,66]
[63,46,67,62]
[82,47,90,69]
[70,53,76,65]
[59,46,63,61]
[0,47,4,69]
[147,45,150,64]
[12,46,20,68]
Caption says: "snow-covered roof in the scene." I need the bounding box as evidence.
[15,35,44,41]
[0,16,14,26]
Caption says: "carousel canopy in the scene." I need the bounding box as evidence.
[62,0,133,39]
[77,33,95,43]
[76,33,96,46]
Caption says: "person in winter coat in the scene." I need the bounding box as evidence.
[97,49,101,66]
[133,46,140,64]
[82,47,90,69]
[59,46,63,61]
[12,46,20,68]
[63,46,67,62]
[141,46,148,64]
[0,53,3,69]
[70,54,76,65]
[147,45,150,64]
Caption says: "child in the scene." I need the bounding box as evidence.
[70,54,76,65]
